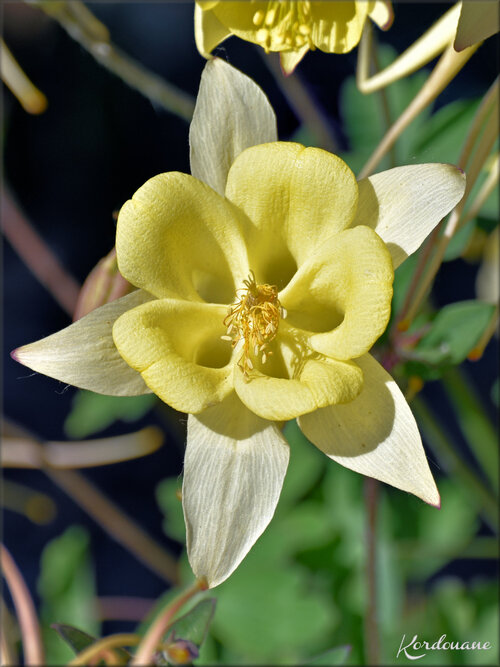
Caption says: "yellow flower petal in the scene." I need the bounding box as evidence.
[279,45,310,75]
[190,58,277,195]
[298,354,440,506]
[280,225,394,360]
[234,343,363,421]
[184,394,289,588]
[367,0,393,31]
[353,163,466,268]
[116,172,250,302]
[12,290,153,396]
[194,3,231,58]
[454,1,500,51]
[113,298,234,413]
[225,142,358,283]
[311,1,369,54]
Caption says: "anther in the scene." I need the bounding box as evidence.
[222,271,283,379]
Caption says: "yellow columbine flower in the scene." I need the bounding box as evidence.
[13,59,465,588]
[195,1,393,74]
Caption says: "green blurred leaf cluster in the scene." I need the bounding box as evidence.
[403,301,495,380]
[64,389,156,438]
[37,526,99,664]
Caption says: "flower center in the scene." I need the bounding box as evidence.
[222,271,286,377]
[252,1,314,52]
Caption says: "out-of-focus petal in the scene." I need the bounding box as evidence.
[280,46,309,75]
[194,3,231,58]
[311,1,368,54]
[368,0,394,30]
[454,1,500,51]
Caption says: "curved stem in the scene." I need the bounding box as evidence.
[259,49,339,153]
[132,579,208,665]
[357,3,461,94]
[1,39,47,114]
[358,41,479,179]
[1,545,45,665]
[32,1,195,121]
[68,633,140,666]
[1,188,81,317]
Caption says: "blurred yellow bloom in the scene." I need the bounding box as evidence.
[13,59,466,588]
[195,1,393,73]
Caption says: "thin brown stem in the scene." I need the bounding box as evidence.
[132,579,208,665]
[259,49,339,153]
[395,224,441,331]
[364,477,380,666]
[1,545,45,665]
[1,187,80,316]
[68,633,140,666]
[45,468,180,585]
[32,1,194,121]
[1,599,19,666]
[358,42,479,179]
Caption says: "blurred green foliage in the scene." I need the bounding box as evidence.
[64,390,156,438]
[37,526,99,664]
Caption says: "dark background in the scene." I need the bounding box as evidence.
[2,0,498,639]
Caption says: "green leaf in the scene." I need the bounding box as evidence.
[64,390,157,438]
[280,420,325,508]
[441,366,499,492]
[443,219,476,261]
[491,377,499,407]
[38,526,98,665]
[50,624,131,662]
[156,477,185,542]
[412,98,479,165]
[50,624,96,655]
[391,252,420,319]
[396,479,479,580]
[339,44,428,173]
[305,645,351,665]
[413,301,495,367]
[165,599,216,647]
[212,562,336,664]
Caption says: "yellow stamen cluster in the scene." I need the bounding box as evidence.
[252,1,314,52]
[222,271,286,378]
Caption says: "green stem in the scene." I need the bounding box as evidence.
[441,366,499,493]
[131,579,207,665]
[370,32,396,170]
[364,477,380,666]
[411,396,498,532]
